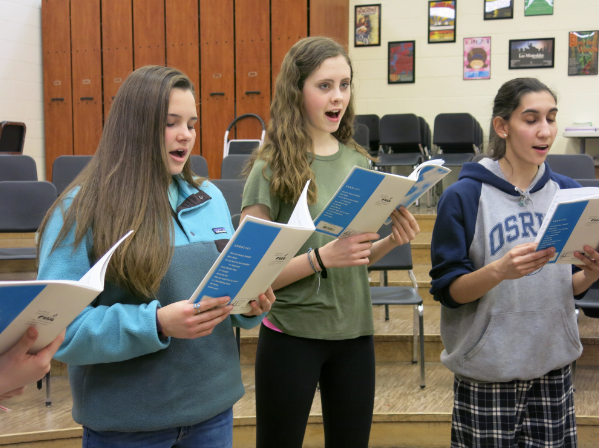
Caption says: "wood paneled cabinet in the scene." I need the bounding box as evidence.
[42,0,347,179]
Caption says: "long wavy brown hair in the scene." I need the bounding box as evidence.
[37,66,202,299]
[245,36,373,205]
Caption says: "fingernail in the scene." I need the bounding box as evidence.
[27,327,36,338]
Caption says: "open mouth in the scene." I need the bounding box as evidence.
[325,110,340,119]
[169,149,187,160]
[533,145,549,152]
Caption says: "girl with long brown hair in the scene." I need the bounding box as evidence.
[241,37,420,448]
[37,65,274,448]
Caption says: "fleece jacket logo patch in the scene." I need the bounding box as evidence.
[212,227,227,234]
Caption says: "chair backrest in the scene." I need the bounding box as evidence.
[221,155,249,179]
[418,117,431,154]
[223,113,266,157]
[368,224,413,271]
[471,154,490,163]
[574,179,599,187]
[210,179,245,216]
[0,181,57,232]
[52,155,93,195]
[189,155,209,177]
[380,114,422,155]
[433,113,478,154]
[0,121,26,154]
[545,154,595,180]
[0,154,38,181]
[228,140,260,155]
[231,213,241,230]
[355,114,380,152]
[354,123,370,149]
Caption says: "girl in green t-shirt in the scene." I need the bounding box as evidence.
[241,37,421,448]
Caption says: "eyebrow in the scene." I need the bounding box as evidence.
[168,113,198,120]
[521,107,558,114]
[317,78,351,83]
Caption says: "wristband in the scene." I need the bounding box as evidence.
[307,248,319,274]
[313,248,328,279]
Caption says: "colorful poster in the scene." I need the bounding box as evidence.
[428,1,456,43]
[484,0,513,20]
[509,38,554,69]
[355,4,381,47]
[389,41,415,84]
[464,37,491,80]
[568,31,598,76]
[525,0,554,16]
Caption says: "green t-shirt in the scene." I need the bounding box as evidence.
[242,142,374,340]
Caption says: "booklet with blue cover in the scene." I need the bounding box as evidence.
[0,231,133,355]
[313,160,450,238]
[535,187,599,264]
[189,181,315,314]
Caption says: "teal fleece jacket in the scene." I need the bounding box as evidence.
[37,177,263,432]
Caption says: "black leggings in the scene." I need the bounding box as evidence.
[255,324,375,448]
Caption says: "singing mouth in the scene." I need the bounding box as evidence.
[325,110,340,118]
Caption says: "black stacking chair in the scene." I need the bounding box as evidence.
[52,155,93,195]
[0,154,38,181]
[354,123,370,149]
[189,155,209,178]
[376,114,426,172]
[0,121,26,154]
[355,114,380,156]
[221,155,249,180]
[368,225,425,388]
[545,154,595,180]
[210,179,245,216]
[432,113,480,163]
[418,117,431,158]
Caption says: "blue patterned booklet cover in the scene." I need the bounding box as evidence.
[0,231,133,355]
[313,160,450,238]
[189,181,314,314]
[535,187,599,264]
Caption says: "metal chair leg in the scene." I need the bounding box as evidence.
[419,304,425,388]
[236,327,241,360]
[45,371,52,407]
[412,305,418,363]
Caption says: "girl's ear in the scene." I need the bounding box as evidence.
[493,116,508,139]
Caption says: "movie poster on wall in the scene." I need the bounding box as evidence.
[568,31,599,76]
[388,41,415,84]
[509,38,554,69]
[524,0,553,16]
[428,1,456,43]
[484,0,513,20]
[355,4,381,47]
[464,37,491,80]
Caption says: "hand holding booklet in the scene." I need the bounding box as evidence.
[313,160,450,238]
[535,187,599,264]
[0,231,134,355]
[189,181,315,314]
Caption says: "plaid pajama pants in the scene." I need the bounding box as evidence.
[451,366,576,448]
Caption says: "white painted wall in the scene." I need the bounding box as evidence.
[349,0,599,157]
[0,0,44,179]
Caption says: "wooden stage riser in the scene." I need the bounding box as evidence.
[4,422,598,448]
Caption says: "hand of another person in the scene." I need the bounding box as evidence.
[574,245,599,283]
[388,207,420,246]
[242,287,276,317]
[0,327,65,402]
[493,242,555,280]
[157,297,233,339]
[318,232,380,268]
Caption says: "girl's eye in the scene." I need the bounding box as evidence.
[526,120,536,124]
[341,82,350,89]
[319,84,329,90]
[188,126,195,130]
[166,123,175,127]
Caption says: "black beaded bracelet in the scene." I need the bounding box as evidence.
[313,248,328,279]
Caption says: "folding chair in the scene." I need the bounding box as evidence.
[0,154,38,181]
[355,114,380,156]
[368,225,425,388]
[545,154,595,180]
[0,121,26,154]
[189,155,209,178]
[210,179,245,216]
[52,155,92,195]
[376,114,426,174]
[354,123,370,149]
[221,155,249,180]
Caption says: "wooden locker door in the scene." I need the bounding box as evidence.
[235,0,271,140]
[271,0,308,93]
[71,0,103,155]
[310,0,349,49]
[133,0,166,68]
[102,0,134,118]
[200,0,235,178]
[42,0,73,180]
[166,0,200,155]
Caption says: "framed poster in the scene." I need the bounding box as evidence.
[484,0,513,20]
[388,41,415,84]
[428,1,456,44]
[464,37,491,80]
[509,38,554,69]
[525,0,553,16]
[568,31,598,76]
[355,4,381,47]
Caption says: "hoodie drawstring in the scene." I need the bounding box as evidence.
[515,186,532,207]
